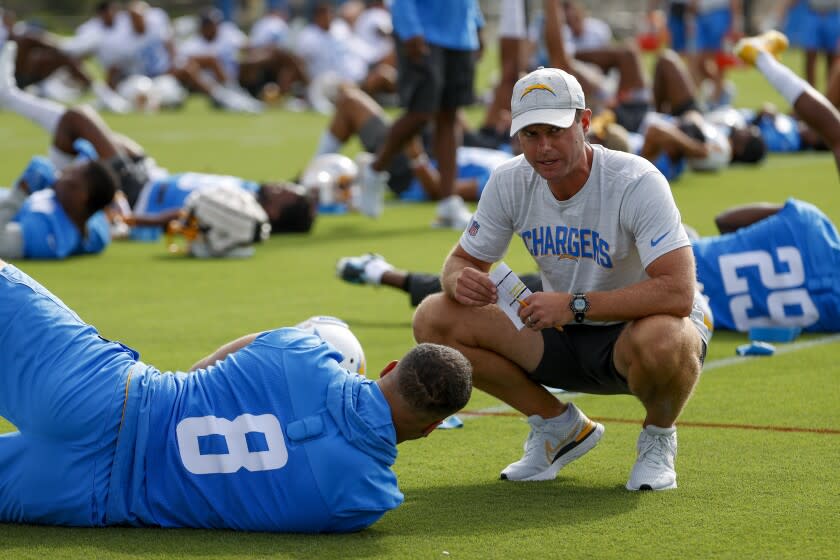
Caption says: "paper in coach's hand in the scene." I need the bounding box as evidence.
[489,262,533,331]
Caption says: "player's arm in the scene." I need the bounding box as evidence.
[523,246,695,329]
[440,243,497,306]
[189,332,261,371]
[714,202,782,233]
[125,209,183,228]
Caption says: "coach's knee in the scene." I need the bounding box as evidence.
[620,315,698,380]
[413,293,459,345]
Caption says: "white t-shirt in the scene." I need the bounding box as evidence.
[460,144,690,324]
[177,22,247,77]
[294,23,369,83]
[354,7,393,63]
[568,17,612,52]
[250,14,290,48]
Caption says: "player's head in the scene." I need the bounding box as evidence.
[95,1,119,26]
[312,2,334,30]
[377,343,473,443]
[729,124,767,164]
[54,159,119,218]
[199,8,223,40]
[258,182,317,233]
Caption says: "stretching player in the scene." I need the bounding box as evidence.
[0,42,316,242]
[0,259,472,531]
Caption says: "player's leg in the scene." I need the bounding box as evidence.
[482,0,526,133]
[735,31,840,172]
[0,262,136,441]
[613,304,708,491]
[652,49,702,115]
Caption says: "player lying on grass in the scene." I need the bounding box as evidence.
[0,259,472,532]
[0,41,317,255]
[338,198,840,333]
[0,157,119,259]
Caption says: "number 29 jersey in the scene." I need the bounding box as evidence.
[692,199,840,332]
[107,329,403,533]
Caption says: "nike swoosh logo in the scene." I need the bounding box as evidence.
[543,420,597,463]
[651,231,670,247]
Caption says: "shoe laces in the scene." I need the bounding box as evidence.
[638,432,675,468]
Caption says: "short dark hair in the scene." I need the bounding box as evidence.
[395,343,472,418]
[732,126,767,164]
[261,183,317,233]
[82,160,119,214]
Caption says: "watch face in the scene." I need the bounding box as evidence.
[573,297,586,311]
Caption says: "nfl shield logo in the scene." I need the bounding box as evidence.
[468,220,480,236]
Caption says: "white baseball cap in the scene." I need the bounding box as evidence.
[510,67,586,136]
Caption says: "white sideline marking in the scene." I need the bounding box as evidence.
[460,334,840,422]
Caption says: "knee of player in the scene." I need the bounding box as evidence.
[412,293,456,343]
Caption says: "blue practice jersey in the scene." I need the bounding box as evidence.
[692,199,840,332]
[14,189,110,259]
[108,329,402,532]
[400,147,512,201]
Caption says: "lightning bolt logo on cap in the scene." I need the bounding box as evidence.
[520,83,557,100]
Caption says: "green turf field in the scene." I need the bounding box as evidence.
[0,50,839,559]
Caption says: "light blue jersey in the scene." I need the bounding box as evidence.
[0,265,402,532]
[692,199,840,332]
[399,146,512,201]
[14,189,110,259]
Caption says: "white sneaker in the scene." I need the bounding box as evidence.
[0,41,18,103]
[212,86,264,114]
[93,82,131,114]
[356,153,389,218]
[500,403,604,482]
[433,195,472,230]
[626,425,678,491]
[336,253,393,285]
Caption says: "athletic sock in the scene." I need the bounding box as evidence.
[755,51,809,107]
[0,87,65,135]
[363,256,394,285]
[314,130,342,156]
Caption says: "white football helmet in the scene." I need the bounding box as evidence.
[300,153,359,207]
[688,123,732,172]
[294,315,366,376]
[167,185,271,258]
[116,75,161,113]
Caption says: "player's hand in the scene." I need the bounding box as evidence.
[404,35,429,64]
[518,292,571,331]
[453,267,497,307]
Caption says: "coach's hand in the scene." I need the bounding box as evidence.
[453,267,497,307]
[519,292,571,331]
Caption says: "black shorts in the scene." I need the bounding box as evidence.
[530,323,708,395]
[614,100,652,134]
[529,323,631,395]
[358,115,414,195]
[396,42,475,112]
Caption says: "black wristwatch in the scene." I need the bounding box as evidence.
[569,293,590,323]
